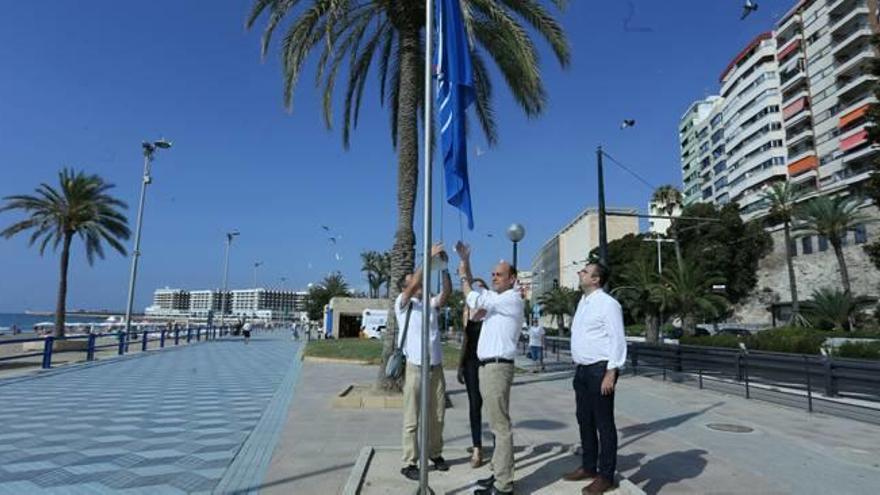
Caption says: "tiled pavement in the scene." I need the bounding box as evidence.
[0,333,302,494]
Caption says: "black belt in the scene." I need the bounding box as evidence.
[480,358,514,366]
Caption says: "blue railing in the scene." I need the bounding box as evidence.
[0,325,233,371]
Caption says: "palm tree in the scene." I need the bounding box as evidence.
[360,250,383,298]
[305,272,352,321]
[652,185,683,267]
[614,258,662,343]
[378,250,391,298]
[794,196,875,295]
[762,181,804,322]
[802,288,872,331]
[537,286,578,335]
[656,260,727,336]
[247,0,570,389]
[1,169,130,337]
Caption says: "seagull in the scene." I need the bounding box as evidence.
[623,1,653,33]
[321,225,330,232]
[334,253,342,261]
[328,237,337,245]
[620,119,636,129]
[741,0,758,20]
[475,146,486,157]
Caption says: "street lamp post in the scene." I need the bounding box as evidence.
[220,230,239,324]
[506,223,526,269]
[253,261,263,289]
[124,139,172,336]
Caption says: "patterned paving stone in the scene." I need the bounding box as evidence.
[0,336,301,492]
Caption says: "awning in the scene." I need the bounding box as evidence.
[787,155,817,176]
[778,39,801,61]
[838,104,869,129]
[783,97,808,120]
[840,130,868,152]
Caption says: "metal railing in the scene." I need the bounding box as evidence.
[541,337,880,404]
[0,325,232,371]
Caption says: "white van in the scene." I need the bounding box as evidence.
[361,309,388,339]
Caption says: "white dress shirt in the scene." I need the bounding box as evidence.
[467,287,523,361]
[395,294,442,366]
[570,289,627,369]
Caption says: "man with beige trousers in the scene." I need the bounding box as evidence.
[456,241,523,495]
[396,243,452,481]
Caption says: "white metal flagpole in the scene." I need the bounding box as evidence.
[419,0,434,493]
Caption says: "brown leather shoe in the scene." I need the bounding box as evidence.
[583,476,616,494]
[563,467,598,481]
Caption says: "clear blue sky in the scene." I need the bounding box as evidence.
[0,1,789,312]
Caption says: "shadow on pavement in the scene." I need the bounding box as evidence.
[514,419,567,431]
[628,449,708,494]
[619,402,724,449]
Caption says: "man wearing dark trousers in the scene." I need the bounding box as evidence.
[563,262,627,494]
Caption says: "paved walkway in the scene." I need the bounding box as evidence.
[262,360,880,494]
[0,333,302,494]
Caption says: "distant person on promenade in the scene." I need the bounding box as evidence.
[397,242,452,481]
[563,262,627,494]
[457,277,489,468]
[242,319,252,344]
[527,317,545,373]
[456,241,523,495]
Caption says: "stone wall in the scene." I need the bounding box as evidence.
[732,206,880,325]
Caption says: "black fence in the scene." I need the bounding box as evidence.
[543,337,880,404]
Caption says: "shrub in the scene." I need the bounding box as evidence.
[836,341,880,360]
[682,326,825,354]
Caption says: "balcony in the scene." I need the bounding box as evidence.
[788,154,819,176]
[832,25,873,57]
[828,0,864,19]
[837,74,879,102]
[829,8,869,37]
[777,38,802,63]
[790,166,818,185]
[780,66,807,94]
[786,126,814,147]
[782,86,809,106]
[834,49,872,78]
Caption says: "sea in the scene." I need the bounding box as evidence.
[0,313,109,334]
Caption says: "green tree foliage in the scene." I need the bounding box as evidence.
[671,202,772,305]
[761,181,805,320]
[655,260,728,336]
[537,286,580,334]
[1,169,130,337]
[614,257,662,343]
[305,272,352,321]
[802,288,873,331]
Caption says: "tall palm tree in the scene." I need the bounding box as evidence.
[614,257,662,343]
[652,185,683,267]
[794,196,875,295]
[1,169,130,337]
[762,181,804,322]
[379,250,391,298]
[360,250,383,297]
[247,0,570,388]
[656,260,727,336]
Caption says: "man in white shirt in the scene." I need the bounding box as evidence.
[527,318,545,372]
[456,241,522,495]
[563,262,627,494]
[396,243,452,481]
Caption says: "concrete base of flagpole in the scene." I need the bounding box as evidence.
[344,445,644,495]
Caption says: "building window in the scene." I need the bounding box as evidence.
[855,224,868,244]
[788,239,797,257]
[801,236,813,255]
[818,235,828,252]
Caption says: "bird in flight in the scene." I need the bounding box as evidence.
[741,0,758,20]
[620,119,636,129]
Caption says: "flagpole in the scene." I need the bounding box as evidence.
[419,0,434,492]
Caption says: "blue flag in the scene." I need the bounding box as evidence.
[435,0,475,230]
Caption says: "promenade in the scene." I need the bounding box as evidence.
[1,334,879,494]
[0,332,301,494]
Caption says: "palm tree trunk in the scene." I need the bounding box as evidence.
[832,240,851,295]
[783,222,800,319]
[645,313,659,344]
[378,29,420,391]
[683,314,696,337]
[54,232,73,338]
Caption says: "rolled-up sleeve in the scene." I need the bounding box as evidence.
[465,289,482,310]
[606,299,627,369]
